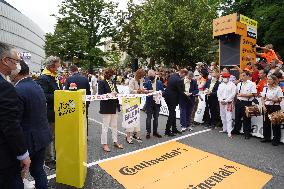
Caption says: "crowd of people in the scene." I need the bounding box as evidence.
[0,40,283,189]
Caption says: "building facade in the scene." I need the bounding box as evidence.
[0,0,45,72]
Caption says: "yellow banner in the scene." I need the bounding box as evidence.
[240,36,257,69]
[240,14,258,28]
[121,97,141,129]
[99,142,272,189]
[213,13,237,37]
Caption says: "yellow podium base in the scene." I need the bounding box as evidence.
[54,89,87,188]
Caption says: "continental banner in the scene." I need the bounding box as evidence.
[240,36,257,69]
[99,142,272,189]
[121,97,141,129]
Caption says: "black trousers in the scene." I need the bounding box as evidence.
[146,102,160,134]
[165,101,177,133]
[0,164,16,189]
[208,95,220,127]
[263,105,282,143]
[234,100,252,136]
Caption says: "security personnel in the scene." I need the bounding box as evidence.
[232,71,257,139]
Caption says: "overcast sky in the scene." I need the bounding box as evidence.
[6,0,133,34]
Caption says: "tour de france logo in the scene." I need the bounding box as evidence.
[57,100,76,117]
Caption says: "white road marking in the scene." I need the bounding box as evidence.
[42,127,210,182]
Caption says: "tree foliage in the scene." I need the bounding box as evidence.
[115,0,217,68]
[44,0,118,70]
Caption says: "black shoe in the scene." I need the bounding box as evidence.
[165,131,175,137]
[146,133,151,139]
[172,129,182,134]
[244,136,250,140]
[260,139,271,143]
[272,141,279,146]
[231,130,240,135]
[153,132,162,138]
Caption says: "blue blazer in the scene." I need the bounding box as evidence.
[179,79,199,104]
[15,77,52,155]
[0,76,27,169]
[143,79,164,106]
[64,73,91,95]
[164,73,183,106]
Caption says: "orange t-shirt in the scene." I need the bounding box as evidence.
[256,79,267,95]
[259,50,280,64]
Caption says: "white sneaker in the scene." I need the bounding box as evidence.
[219,130,227,133]
[181,127,187,132]
[228,133,233,138]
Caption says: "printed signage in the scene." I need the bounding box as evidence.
[99,142,272,189]
[213,13,237,37]
[240,14,258,28]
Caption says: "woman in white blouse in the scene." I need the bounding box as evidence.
[261,74,283,146]
[127,69,146,143]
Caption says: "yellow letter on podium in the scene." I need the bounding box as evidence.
[54,89,87,188]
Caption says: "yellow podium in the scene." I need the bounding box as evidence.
[54,89,87,188]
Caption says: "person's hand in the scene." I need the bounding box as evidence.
[20,156,31,177]
[237,93,244,97]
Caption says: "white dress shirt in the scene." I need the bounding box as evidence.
[261,86,283,105]
[236,80,257,101]
[217,81,237,102]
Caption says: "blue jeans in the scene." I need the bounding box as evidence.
[14,148,48,189]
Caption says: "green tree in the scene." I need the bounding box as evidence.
[115,0,217,68]
[44,0,118,70]
[114,0,147,60]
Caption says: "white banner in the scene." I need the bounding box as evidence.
[117,85,284,143]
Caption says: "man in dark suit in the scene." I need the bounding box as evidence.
[0,42,31,188]
[11,60,52,189]
[36,56,61,168]
[144,70,164,139]
[204,71,220,128]
[65,65,91,134]
[179,71,199,132]
[164,69,188,136]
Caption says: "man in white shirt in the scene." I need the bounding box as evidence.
[217,73,236,138]
[232,71,257,139]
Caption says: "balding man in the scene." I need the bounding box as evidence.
[143,70,164,139]
[0,42,31,188]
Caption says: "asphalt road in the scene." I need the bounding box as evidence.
[47,101,284,189]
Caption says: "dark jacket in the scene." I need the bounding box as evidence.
[15,77,52,155]
[64,73,91,95]
[0,75,27,169]
[98,80,120,114]
[205,79,219,97]
[164,73,183,106]
[143,78,164,106]
[179,79,199,104]
[36,74,61,122]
